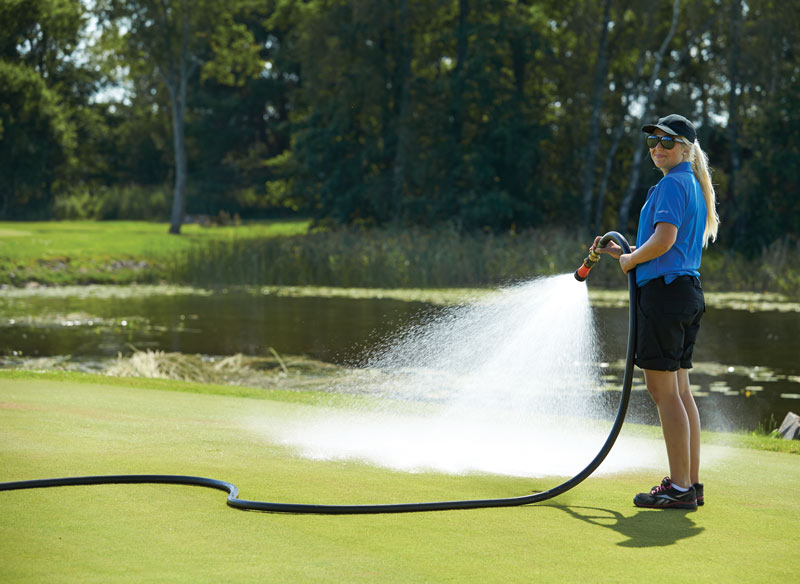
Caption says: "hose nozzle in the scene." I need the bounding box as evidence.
[574,249,600,282]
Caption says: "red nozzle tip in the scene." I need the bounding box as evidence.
[574,264,592,282]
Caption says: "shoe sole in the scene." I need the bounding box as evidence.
[633,500,698,510]
[633,493,698,510]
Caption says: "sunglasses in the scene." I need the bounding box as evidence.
[646,135,688,150]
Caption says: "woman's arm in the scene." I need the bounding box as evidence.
[590,237,636,259]
[619,222,677,273]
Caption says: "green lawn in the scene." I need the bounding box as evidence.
[1,372,797,583]
[0,219,310,286]
[0,219,310,260]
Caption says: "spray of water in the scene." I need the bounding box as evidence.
[250,274,659,478]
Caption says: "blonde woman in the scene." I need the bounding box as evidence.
[592,114,719,510]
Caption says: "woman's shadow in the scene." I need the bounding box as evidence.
[547,504,704,548]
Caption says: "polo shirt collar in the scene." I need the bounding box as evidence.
[667,161,692,175]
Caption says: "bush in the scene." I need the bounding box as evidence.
[702,237,800,296]
[53,184,170,220]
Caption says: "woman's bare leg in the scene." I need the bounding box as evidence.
[644,369,691,488]
[677,368,701,485]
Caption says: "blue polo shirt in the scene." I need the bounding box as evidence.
[635,162,706,287]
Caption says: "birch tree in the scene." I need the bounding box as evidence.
[580,0,613,230]
[97,0,262,234]
[617,0,680,231]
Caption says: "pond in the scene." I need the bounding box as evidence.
[1,285,798,432]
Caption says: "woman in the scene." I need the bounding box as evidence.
[591,114,719,510]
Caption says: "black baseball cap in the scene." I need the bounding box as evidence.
[642,114,696,143]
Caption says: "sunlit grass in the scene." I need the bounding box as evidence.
[1,373,799,582]
[0,219,311,260]
[1,369,796,455]
[0,219,310,286]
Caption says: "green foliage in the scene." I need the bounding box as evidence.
[273,0,559,230]
[0,58,77,217]
[0,0,95,218]
[2,0,799,249]
[201,13,264,87]
[53,184,171,220]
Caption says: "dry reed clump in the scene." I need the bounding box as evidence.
[104,349,344,391]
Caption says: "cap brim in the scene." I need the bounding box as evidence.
[641,123,679,136]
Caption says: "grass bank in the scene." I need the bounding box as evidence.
[0,220,310,286]
[2,372,799,583]
[2,221,800,295]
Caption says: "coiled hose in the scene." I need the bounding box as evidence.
[0,232,635,514]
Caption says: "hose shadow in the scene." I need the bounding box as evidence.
[545,504,704,548]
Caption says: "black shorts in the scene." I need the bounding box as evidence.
[635,275,705,371]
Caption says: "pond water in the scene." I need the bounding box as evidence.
[1,286,798,432]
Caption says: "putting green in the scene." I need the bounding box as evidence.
[1,374,798,583]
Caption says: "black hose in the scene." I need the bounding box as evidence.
[0,232,636,514]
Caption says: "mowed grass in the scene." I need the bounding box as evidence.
[1,372,798,583]
[0,219,311,260]
[0,219,311,286]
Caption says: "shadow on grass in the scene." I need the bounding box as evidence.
[547,504,704,548]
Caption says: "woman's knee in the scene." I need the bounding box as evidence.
[644,369,679,403]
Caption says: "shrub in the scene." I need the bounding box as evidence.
[53,184,170,220]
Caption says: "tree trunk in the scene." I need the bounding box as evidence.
[581,0,613,230]
[594,128,623,230]
[452,0,469,140]
[391,0,412,224]
[727,0,743,238]
[167,15,192,235]
[451,0,469,144]
[594,46,645,233]
[617,0,680,232]
[445,0,469,211]
[168,85,187,235]
[456,0,469,76]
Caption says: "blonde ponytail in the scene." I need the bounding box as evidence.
[688,139,719,246]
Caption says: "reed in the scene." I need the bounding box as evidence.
[169,225,589,288]
[3,220,800,295]
[702,237,800,296]
[169,226,800,295]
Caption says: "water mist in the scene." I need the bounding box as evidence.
[254,274,656,478]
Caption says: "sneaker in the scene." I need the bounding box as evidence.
[646,477,704,506]
[634,477,697,510]
[693,482,704,506]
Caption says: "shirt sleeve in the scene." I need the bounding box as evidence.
[651,176,686,229]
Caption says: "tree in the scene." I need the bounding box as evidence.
[96,0,263,233]
[580,0,613,231]
[617,0,680,232]
[5,0,797,249]
[390,0,412,224]
[726,0,743,239]
[0,0,89,218]
[727,0,800,248]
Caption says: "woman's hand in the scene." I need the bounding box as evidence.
[619,253,636,274]
[590,236,623,259]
